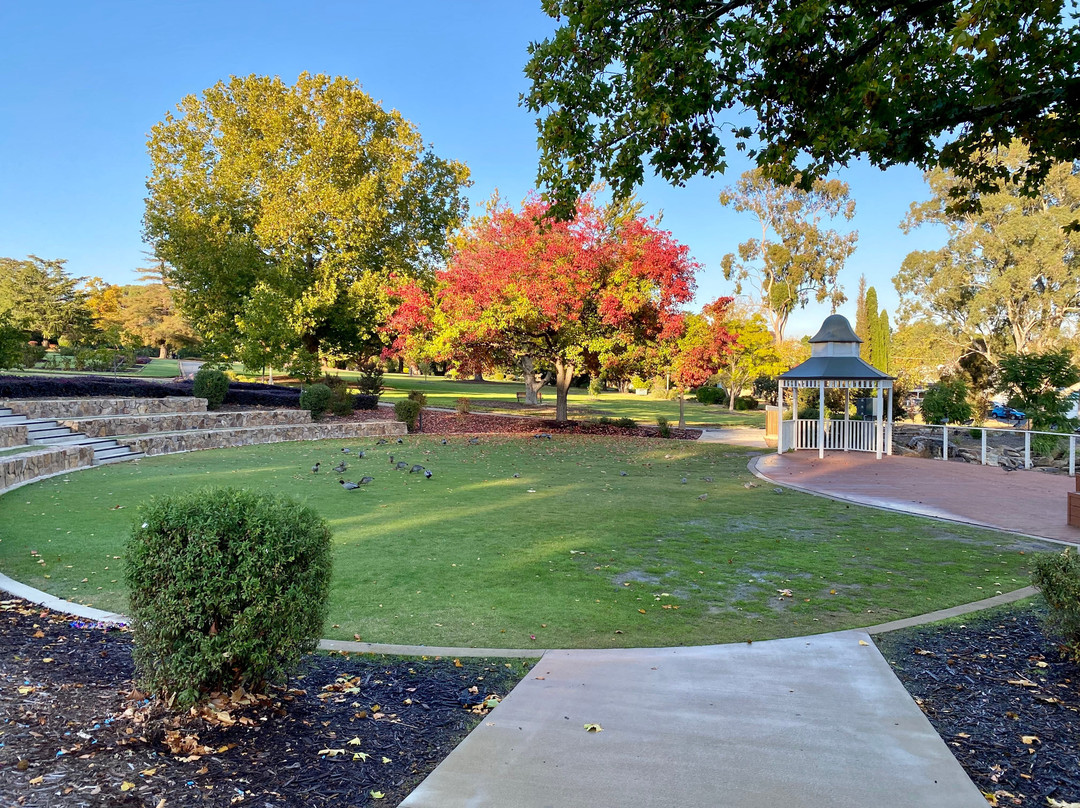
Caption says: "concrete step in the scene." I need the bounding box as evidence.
[93,448,144,466]
[0,415,29,425]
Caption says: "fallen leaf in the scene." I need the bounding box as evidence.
[140,768,157,776]
[453,658,463,668]
[584,723,603,732]
[318,748,347,757]
[381,757,392,764]
[638,609,646,614]
[18,685,35,695]
[42,658,54,663]
[1021,735,1040,745]
[29,776,44,785]
[347,737,363,746]
[121,782,136,792]
[913,648,934,656]
[370,791,385,800]
[353,752,370,761]
[32,630,44,639]
[1047,799,1080,808]
[858,640,870,646]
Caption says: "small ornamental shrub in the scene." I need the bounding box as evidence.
[329,385,354,417]
[656,416,671,438]
[734,395,758,411]
[355,362,384,397]
[394,398,421,431]
[588,377,604,396]
[192,367,229,410]
[695,386,724,405]
[299,383,333,419]
[455,397,471,415]
[353,394,379,410]
[406,390,428,406]
[615,417,638,429]
[322,373,347,391]
[20,343,47,369]
[125,487,332,707]
[920,377,972,424]
[1032,548,1080,663]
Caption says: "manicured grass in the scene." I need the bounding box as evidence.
[338,372,766,428]
[8,357,183,379]
[0,435,1051,649]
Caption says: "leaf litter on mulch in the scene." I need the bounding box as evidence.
[0,598,532,807]
[875,602,1080,807]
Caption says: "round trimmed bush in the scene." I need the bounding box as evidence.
[734,395,758,411]
[394,398,422,431]
[125,487,332,707]
[300,383,333,419]
[695,386,725,405]
[193,367,229,410]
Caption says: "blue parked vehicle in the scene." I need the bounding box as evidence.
[990,403,1026,422]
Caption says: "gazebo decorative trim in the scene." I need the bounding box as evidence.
[777,315,895,459]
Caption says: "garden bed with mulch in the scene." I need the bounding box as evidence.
[0,598,531,807]
[341,406,702,440]
[875,604,1079,807]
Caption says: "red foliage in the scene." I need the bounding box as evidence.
[671,296,738,389]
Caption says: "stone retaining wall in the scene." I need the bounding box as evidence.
[58,408,311,437]
[0,424,28,448]
[117,420,406,456]
[0,445,95,493]
[2,397,208,418]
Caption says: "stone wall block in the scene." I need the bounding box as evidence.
[118,420,406,457]
[0,424,28,447]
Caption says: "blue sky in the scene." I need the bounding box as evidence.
[0,1,945,338]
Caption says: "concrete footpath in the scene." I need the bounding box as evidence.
[403,632,986,808]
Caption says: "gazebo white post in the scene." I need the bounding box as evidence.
[886,383,893,455]
[843,387,851,452]
[818,380,826,458]
[875,384,884,460]
[777,380,784,454]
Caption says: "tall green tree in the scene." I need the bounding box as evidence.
[998,349,1080,434]
[714,311,783,411]
[720,170,856,345]
[863,287,879,365]
[895,143,1080,363]
[144,73,470,366]
[873,308,891,374]
[0,256,92,343]
[524,0,1080,221]
[854,275,868,352]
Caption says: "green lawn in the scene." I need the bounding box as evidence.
[7,357,182,379]
[349,372,765,428]
[0,435,1051,649]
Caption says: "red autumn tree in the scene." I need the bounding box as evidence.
[669,296,738,426]
[387,196,699,421]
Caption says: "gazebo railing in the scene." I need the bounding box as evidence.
[783,418,890,453]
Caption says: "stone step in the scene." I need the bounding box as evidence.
[92,446,144,465]
[116,420,406,457]
[59,408,312,438]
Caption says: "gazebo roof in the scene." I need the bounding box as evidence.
[809,314,862,343]
[779,355,894,382]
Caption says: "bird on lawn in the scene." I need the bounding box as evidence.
[388,455,395,464]
[333,461,347,473]
[468,437,479,445]
[697,494,708,501]
[409,464,425,474]
[340,479,361,491]
[512,473,521,478]
[534,433,552,440]
[342,447,350,454]
[358,476,375,485]
[396,438,404,444]
[395,461,409,470]
[619,471,628,477]
[680,477,687,484]
[311,462,321,474]
[424,470,432,479]
[376,438,388,446]
[701,476,713,483]
[357,450,365,458]
[441,439,448,445]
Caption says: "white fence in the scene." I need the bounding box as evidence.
[781,418,889,454]
[916,423,1077,475]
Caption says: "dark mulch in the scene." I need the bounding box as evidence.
[876,605,1080,807]
[0,599,531,807]
[338,406,702,440]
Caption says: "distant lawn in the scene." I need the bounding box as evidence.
[0,435,1050,649]
[8,357,182,379]
[329,372,765,428]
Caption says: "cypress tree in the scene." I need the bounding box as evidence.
[863,287,878,365]
[854,275,868,359]
[875,309,891,373]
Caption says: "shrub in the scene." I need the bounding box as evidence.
[752,375,779,405]
[299,383,333,419]
[1032,548,1080,664]
[353,394,379,410]
[588,377,604,396]
[125,487,332,707]
[192,367,230,410]
[455,397,471,415]
[394,398,422,431]
[322,373,347,390]
[695,386,725,405]
[920,377,972,424]
[734,395,758,411]
[355,362,384,397]
[329,385,354,417]
[656,416,671,438]
[615,417,637,428]
[406,389,428,406]
[20,343,47,369]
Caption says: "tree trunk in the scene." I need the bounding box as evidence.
[520,356,548,405]
[618,379,631,394]
[554,358,574,422]
[678,390,686,429]
[728,359,737,410]
[472,372,484,382]
[407,361,420,376]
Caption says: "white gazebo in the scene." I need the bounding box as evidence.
[777,315,895,459]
